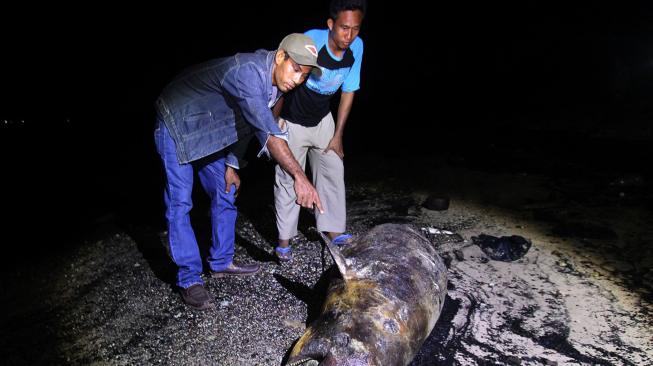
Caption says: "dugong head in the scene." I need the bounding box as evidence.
[286,325,374,366]
[286,279,414,366]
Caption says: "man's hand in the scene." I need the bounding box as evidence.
[225,166,241,197]
[323,135,344,159]
[293,174,324,213]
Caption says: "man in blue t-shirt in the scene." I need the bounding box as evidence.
[272,0,366,261]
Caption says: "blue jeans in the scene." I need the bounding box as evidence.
[154,121,237,289]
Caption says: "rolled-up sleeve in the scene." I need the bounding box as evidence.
[225,134,253,169]
[222,63,287,159]
[225,152,240,169]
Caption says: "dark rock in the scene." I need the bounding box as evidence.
[472,234,532,262]
[441,252,453,268]
[507,355,521,365]
[423,195,450,211]
[454,249,465,261]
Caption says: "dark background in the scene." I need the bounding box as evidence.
[2,2,652,260]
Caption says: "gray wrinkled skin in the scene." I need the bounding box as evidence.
[287,224,448,366]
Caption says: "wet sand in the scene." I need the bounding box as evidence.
[2,149,652,365]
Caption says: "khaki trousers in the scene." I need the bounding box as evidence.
[274,113,346,240]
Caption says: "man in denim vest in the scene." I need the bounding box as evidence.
[154,34,324,309]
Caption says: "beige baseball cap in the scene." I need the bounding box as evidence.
[279,33,322,77]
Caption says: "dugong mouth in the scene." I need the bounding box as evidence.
[287,359,319,366]
[287,353,336,366]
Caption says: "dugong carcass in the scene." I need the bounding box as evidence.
[286,224,448,366]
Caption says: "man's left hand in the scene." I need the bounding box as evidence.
[323,136,344,159]
[225,166,241,197]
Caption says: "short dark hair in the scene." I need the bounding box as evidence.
[329,0,366,20]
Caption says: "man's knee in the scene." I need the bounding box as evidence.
[167,198,194,220]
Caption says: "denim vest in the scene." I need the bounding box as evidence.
[155,50,284,166]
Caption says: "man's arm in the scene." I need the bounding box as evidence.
[323,91,355,158]
[221,62,285,158]
[221,63,322,212]
[267,135,324,213]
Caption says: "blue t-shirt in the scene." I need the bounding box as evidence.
[280,28,364,126]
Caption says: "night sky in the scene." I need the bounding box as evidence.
[2,2,652,259]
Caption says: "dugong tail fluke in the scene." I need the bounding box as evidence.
[288,224,448,366]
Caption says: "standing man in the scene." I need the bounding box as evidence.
[273,0,366,261]
[155,34,324,309]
